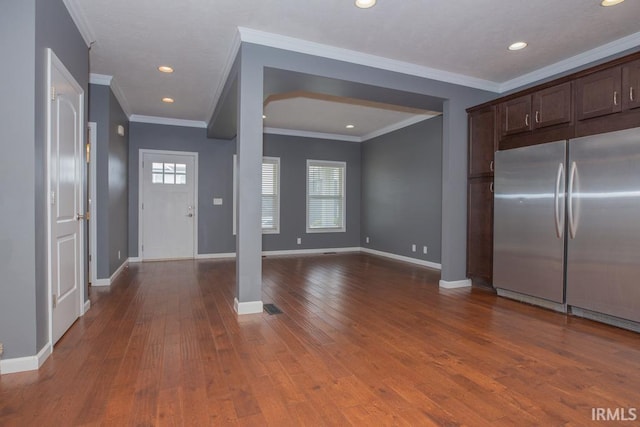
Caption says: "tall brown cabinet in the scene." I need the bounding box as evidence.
[466,106,496,287]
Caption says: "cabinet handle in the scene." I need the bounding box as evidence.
[490,160,494,172]
[525,113,530,126]
[490,182,494,193]
[631,87,635,102]
[614,91,618,106]
[535,111,540,124]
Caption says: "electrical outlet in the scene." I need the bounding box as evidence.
[118,250,121,260]
[297,237,302,245]
[423,246,428,254]
[411,244,416,252]
[0,342,3,356]
[366,237,370,244]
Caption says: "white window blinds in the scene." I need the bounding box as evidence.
[261,157,280,233]
[232,155,280,234]
[307,160,346,233]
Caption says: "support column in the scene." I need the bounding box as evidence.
[440,99,472,289]
[234,48,264,314]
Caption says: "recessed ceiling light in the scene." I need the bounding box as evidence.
[162,97,174,103]
[158,65,174,73]
[346,124,355,129]
[601,0,624,6]
[508,41,528,51]
[355,0,376,9]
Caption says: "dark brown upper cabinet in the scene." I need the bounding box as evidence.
[468,106,497,177]
[500,95,531,136]
[576,67,622,121]
[622,59,640,112]
[532,82,572,129]
[500,82,572,138]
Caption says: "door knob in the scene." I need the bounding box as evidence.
[187,213,193,217]
[76,213,85,220]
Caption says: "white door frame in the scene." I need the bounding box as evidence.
[138,149,199,260]
[88,122,97,284]
[46,48,87,353]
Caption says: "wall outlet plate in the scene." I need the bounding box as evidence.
[411,244,416,252]
[296,237,302,245]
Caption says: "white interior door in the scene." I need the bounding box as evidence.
[48,49,84,344]
[140,151,197,260]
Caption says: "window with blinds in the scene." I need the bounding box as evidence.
[307,160,346,233]
[232,155,280,234]
[261,157,279,233]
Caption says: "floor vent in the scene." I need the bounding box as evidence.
[264,303,283,315]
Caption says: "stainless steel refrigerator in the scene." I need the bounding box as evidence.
[493,127,640,327]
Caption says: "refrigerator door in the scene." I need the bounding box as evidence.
[566,127,640,323]
[493,140,566,303]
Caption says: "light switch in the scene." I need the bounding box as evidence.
[213,198,223,205]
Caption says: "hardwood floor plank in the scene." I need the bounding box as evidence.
[1,254,639,426]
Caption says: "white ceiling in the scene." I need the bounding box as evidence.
[64,0,640,135]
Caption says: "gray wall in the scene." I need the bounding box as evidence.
[263,134,361,251]
[89,84,129,278]
[361,117,443,263]
[0,0,88,360]
[234,43,495,284]
[128,123,362,256]
[128,123,237,257]
[0,0,38,360]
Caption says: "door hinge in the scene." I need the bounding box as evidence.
[89,254,92,262]
[51,86,56,101]
[50,191,56,205]
[52,294,58,308]
[141,203,144,210]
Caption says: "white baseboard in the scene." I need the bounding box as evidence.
[234,298,263,315]
[128,256,142,263]
[92,259,129,287]
[360,247,442,270]
[81,299,91,315]
[264,247,360,257]
[1,342,51,375]
[439,279,472,289]
[195,252,236,260]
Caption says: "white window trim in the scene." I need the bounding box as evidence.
[306,159,347,234]
[232,154,281,235]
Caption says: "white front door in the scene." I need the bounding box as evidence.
[48,49,84,344]
[140,151,197,260]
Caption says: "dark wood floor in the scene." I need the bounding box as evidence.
[1,254,639,426]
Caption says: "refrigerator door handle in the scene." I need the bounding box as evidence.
[554,162,565,239]
[568,161,578,239]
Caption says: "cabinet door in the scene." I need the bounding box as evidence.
[500,95,532,136]
[622,59,640,111]
[575,67,622,121]
[467,177,493,286]
[533,82,572,129]
[468,106,496,177]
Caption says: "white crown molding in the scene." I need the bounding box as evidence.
[361,114,438,142]
[62,0,95,47]
[109,79,133,118]
[129,115,207,129]
[500,31,640,93]
[89,74,133,118]
[263,127,361,142]
[238,27,501,93]
[89,73,112,86]
[207,29,242,122]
